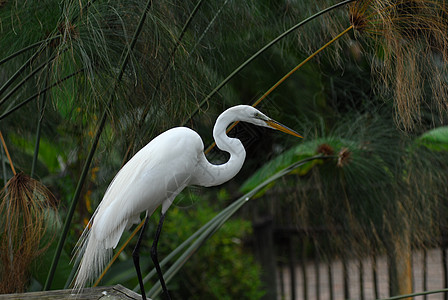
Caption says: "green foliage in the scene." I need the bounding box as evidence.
[416,126,448,152]
[162,203,264,300]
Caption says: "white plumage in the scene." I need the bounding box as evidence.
[72,105,302,298]
[73,127,202,289]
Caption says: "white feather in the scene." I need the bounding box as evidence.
[72,127,203,290]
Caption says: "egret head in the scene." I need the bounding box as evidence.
[235,105,303,138]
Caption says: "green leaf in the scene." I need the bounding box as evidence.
[240,138,341,196]
[416,126,448,151]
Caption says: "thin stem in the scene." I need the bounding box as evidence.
[0,38,61,101]
[181,0,356,126]
[170,0,204,70]
[254,25,354,107]
[190,0,229,54]
[0,69,83,121]
[1,142,6,186]
[44,0,154,290]
[0,57,53,108]
[31,102,44,178]
[0,52,41,99]
[0,132,16,176]
[0,35,61,66]
[30,73,50,178]
[152,0,204,102]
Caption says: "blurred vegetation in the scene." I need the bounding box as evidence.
[1,0,448,299]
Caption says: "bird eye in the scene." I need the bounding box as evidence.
[254,112,260,118]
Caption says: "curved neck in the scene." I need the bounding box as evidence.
[193,110,246,187]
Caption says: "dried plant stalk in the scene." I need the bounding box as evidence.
[0,173,57,293]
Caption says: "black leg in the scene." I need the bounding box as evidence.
[151,212,171,300]
[133,216,149,300]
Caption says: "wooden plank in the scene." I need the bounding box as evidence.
[0,284,146,300]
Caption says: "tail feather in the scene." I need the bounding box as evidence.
[72,205,142,291]
[72,223,112,291]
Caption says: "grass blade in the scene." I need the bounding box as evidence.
[0,69,83,121]
[0,36,61,66]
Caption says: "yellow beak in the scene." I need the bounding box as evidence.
[266,119,303,138]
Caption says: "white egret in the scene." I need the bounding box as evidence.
[73,105,302,300]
